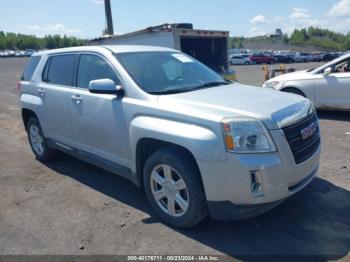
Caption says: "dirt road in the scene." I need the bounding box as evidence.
[0,58,349,258]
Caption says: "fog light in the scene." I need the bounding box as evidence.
[250,171,264,197]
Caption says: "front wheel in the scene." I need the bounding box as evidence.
[143,148,208,228]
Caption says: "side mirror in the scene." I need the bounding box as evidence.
[88,79,124,96]
[323,67,332,76]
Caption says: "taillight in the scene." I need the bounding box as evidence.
[16,81,21,92]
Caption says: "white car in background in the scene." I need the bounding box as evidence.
[229,55,251,65]
[263,53,350,110]
[290,52,309,63]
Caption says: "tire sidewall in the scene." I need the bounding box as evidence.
[27,118,53,162]
[143,148,207,228]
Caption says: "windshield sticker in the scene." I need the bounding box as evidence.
[172,53,194,63]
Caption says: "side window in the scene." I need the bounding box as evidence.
[77,54,121,89]
[21,56,41,81]
[44,54,76,86]
[333,58,350,73]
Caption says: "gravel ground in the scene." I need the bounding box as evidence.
[0,58,349,258]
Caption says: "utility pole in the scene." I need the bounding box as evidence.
[104,0,114,35]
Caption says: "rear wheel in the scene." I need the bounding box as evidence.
[26,117,55,162]
[143,148,208,228]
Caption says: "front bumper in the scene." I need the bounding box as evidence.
[208,199,285,221]
[197,128,321,220]
[207,167,317,221]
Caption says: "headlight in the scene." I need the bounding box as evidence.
[222,118,276,153]
[263,81,280,89]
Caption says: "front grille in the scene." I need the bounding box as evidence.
[282,113,320,164]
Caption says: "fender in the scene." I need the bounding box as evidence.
[20,93,45,130]
[20,93,44,108]
[279,81,315,102]
[129,116,225,172]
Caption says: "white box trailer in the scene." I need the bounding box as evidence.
[90,23,229,72]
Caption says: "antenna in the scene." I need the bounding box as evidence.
[104,0,114,35]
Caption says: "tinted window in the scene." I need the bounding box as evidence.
[21,56,41,81]
[77,54,121,89]
[45,54,76,86]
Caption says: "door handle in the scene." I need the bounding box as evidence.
[71,95,82,104]
[38,88,45,97]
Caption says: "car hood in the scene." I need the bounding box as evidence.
[158,83,310,130]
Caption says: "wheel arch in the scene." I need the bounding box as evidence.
[22,108,38,131]
[135,138,203,190]
[281,86,306,97]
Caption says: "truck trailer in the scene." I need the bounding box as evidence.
[90,23,229,73]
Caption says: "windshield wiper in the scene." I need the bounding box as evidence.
[197,81,230,88]
[149,81,230,95]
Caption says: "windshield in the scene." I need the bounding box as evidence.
[115,51,228,95]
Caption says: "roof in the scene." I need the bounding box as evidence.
[103,45,176,53]
[90,23,229,43]
[33,45,178,56]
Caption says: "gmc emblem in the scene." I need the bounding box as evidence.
[300,122,318,140]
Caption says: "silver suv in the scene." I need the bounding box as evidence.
[19,45,321,228]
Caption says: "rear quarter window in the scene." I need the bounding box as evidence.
[21,56,41,81]
[44,54,77,86]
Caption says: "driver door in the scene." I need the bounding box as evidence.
[69,53,130,168]
[313,57,350,110]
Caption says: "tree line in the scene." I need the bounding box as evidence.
[0,31,86,50]
[230,27,350,51]
[287,27,350,51]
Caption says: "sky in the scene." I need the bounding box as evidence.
[1,0,350,38]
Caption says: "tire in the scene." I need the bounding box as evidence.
[282,87,305,97]
[143,147,208,228]
[26,117,56,162]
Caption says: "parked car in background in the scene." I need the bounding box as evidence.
[19,45,320,228]
[1,50,9,57]
[229,55,251,65]
[249,54,275,64]
[323,53,341,61]
[273,55,293,64]
[8,50,16,57]
[24,49,36,57]
[312,52,325,62]
[263,53,350,110]
[15,51,26,57]
[295,53,311,62]
[305,53,319,62]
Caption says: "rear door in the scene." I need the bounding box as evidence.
[69,53,129,168]
[37,54,78,145]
